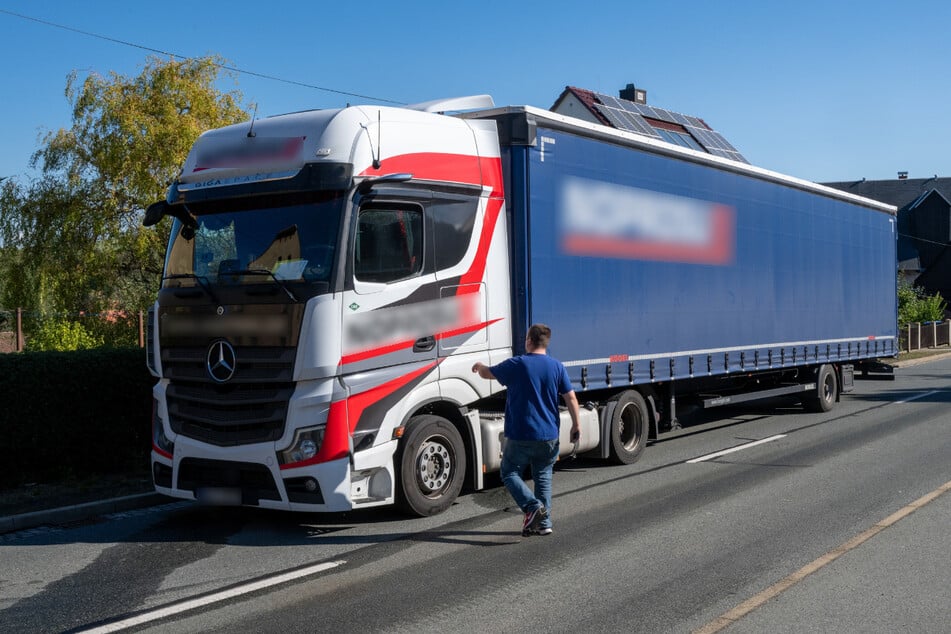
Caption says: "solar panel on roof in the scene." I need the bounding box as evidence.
[698,129,724,149]
[715,135,735,151]
[718,137,739,152]
[594,104,623,127]
[597,105,662,138]
[618,109,659,136]
[667,131,687,148]
[622,101,642,114]
[649,107,676,124]
[631,104,651,118]
[597,94,625,110]
[680,132,705,152]
[583,90,749,163]
[669,111,691,126]
[610,107,640,132]
[688,126,710,145]
[596,91,655,120]
[704,132,725,150]
[654,128,674,145]
[598,106,635,131]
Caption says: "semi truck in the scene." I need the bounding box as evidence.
[143,94,897,516]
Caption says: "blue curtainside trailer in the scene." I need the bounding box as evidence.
[468,106,896,439]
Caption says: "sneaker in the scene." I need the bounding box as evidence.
[536,527,553,536]
[521,505,548,536]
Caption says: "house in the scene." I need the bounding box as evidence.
[823,176,951,301]
[550,84,747,163]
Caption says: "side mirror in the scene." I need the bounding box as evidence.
[143,201,167,227]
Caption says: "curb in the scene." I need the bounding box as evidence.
[892,350,951,368]
[0,492,170,535]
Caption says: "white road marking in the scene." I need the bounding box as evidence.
[686,435,787,463]
[686,388,941,465]
[78,560,345,633]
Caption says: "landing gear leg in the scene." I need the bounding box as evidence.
[669,384,681,431]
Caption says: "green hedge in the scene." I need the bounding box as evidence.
[0,348,154,487]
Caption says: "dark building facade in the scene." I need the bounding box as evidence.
[823,176,951,301]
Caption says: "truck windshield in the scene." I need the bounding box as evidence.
[163,191,345,291]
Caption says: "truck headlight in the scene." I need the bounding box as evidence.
[278,425,326,466]
[152,404,174,458]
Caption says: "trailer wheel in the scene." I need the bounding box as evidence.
[396,415,466,517]
[804,364,838,413]
[606,390,649,465]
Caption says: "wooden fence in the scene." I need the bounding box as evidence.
[899,320,951,352]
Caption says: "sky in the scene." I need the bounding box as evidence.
[0,1,949,185]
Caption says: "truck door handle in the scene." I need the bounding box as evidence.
[413,336,436,352]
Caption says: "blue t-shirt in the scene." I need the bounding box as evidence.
[490,353,573,441]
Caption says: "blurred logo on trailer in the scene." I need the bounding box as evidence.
[559,177,735,265]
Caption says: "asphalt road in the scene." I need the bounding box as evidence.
[1,358,949,633]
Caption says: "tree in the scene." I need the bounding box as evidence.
[0,55,250,314]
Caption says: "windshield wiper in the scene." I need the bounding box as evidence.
[227,269,300,302]
[163,274,220,304]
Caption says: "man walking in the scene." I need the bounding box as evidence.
[472,324,580,536]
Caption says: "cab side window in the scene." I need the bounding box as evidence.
[432,196,478,271]
[354,206,423,283]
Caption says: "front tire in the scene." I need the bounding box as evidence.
[396,415,466,516]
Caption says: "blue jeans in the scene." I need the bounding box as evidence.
[500,438,559,529]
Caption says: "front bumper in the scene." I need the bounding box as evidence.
[151,435,398,512]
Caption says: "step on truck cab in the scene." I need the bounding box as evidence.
[145,96,897,516]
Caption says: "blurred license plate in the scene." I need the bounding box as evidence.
[196,487,242,506]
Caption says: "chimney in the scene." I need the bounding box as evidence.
[619,83,647,104]
[898,171,908,180]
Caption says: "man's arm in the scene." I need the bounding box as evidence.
[471,362,496,380]
[564,390,581,441]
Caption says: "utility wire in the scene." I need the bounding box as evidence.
[0,8,404,105]
[898,232,950,247]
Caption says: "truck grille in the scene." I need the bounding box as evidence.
[163,346,295,446]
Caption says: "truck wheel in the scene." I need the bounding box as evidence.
[396,415,466,517]
[606,390,649,465]
[804,364,838,413]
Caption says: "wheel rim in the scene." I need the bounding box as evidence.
[821,373,836,402]
[617,402,643,451]
[416,435,453,497]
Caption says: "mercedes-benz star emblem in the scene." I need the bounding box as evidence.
[206,340,236,383]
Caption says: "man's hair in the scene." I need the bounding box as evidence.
[527,323,551,349]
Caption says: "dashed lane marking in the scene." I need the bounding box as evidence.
[77,560,346,633]
[686,435,787,464]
